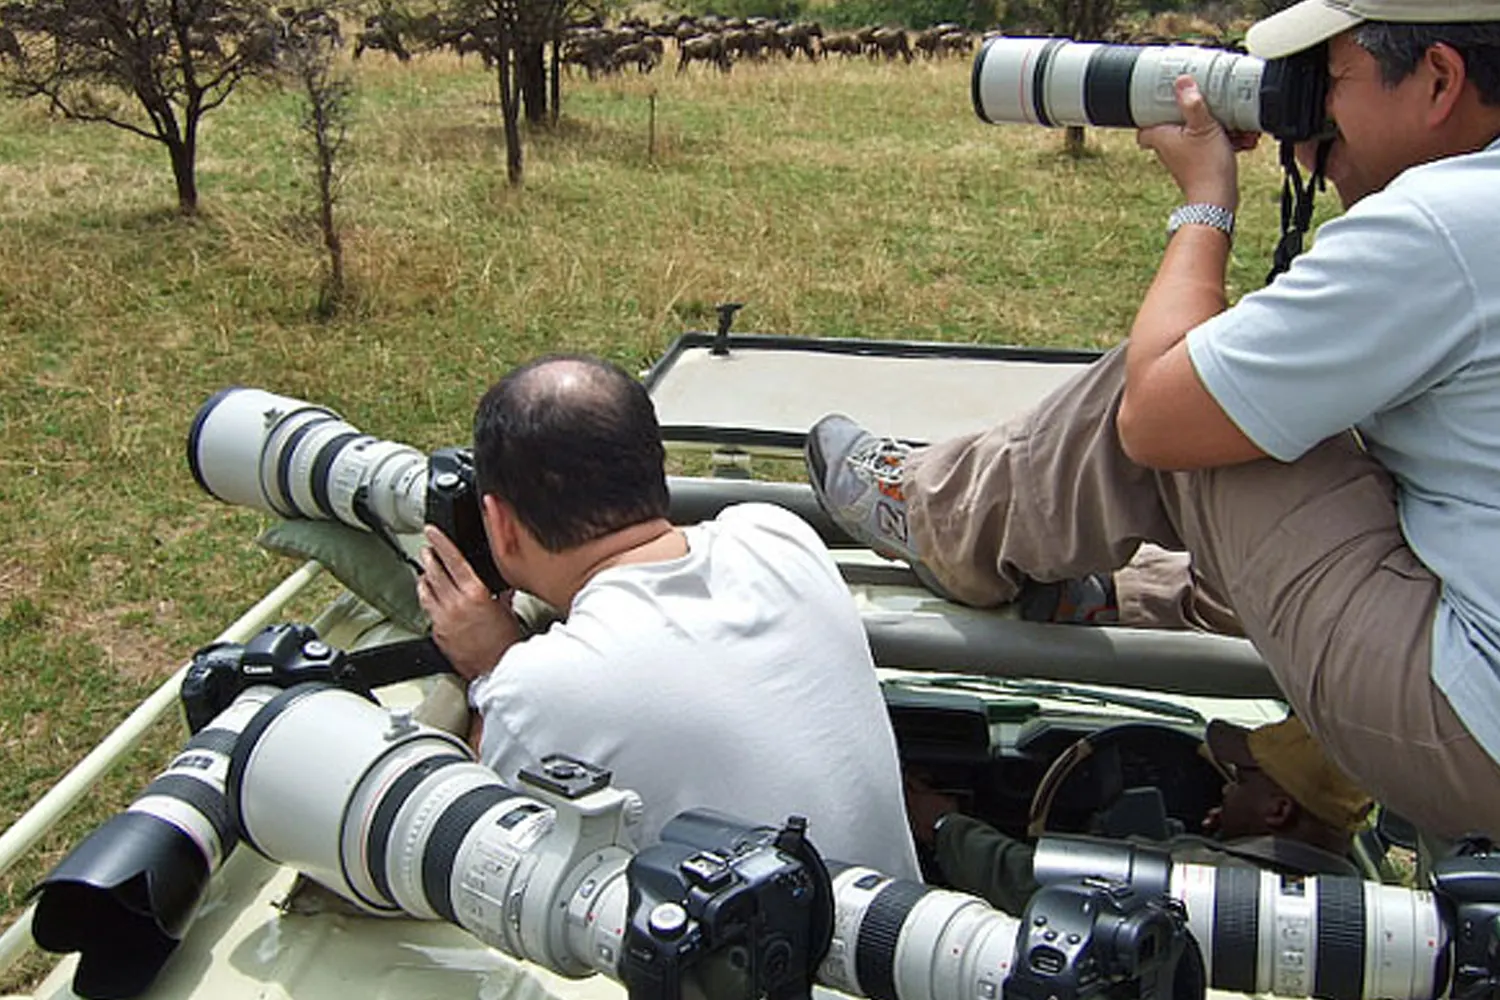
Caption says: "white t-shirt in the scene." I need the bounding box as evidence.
[1186,138,1500,762]
[467,502,921,880]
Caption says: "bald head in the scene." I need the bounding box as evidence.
[473,355,669,551]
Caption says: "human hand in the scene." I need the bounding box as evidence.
[1136,75,1257,211]
[417,525,523,681]
[904,771,960,849]
[1202,804,1223,835]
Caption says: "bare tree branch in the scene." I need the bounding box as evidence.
[0,0,285,213]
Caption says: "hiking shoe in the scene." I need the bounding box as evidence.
[805,414,922,564]
[1017,573,1119,625]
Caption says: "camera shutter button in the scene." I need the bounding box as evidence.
[434,471,460,489]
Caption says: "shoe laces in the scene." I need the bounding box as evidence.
[847,435,911,487]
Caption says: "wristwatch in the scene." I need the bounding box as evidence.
[931,811,957,842]
[1167,203,1235,245]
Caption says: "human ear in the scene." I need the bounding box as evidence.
[481,494,520,560]
[1263,793,1296,831]
[1423,42,1467,125]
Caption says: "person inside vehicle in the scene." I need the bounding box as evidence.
[904,716,1373,916]
[416,353,920,879]
[805,0,1500,839]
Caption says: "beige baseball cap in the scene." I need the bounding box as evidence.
[1247,0,1500,59]
[1206,716,1373,831]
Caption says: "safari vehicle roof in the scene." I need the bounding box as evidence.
[2,332,1287,1000]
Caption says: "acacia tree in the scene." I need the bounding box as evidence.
[0,0,283,214]
[282,18,353,315]
[432,0,582,186]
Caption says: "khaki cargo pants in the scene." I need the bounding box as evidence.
[905,345,1500,839]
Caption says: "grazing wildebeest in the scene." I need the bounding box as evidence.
[676,33,731,73]
[936,30,974,56]
[722,28,765,60]
[777,21,822,60]
[870,26,912,62]
[354,14,410,62]
[819,31,863,58]
[561,30,613,79]
[610,41,658,73]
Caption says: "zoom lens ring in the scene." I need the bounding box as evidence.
[1083,44,1139,128]
[366,753,470,907]
[1316,877,1367,1000]
[1213,865,1260,994]
[855,879,930,1000]
[139,772,237,858]
[182,726,241,759]
[422,786,519,924]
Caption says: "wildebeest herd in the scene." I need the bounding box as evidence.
[355,13,980,78]
[565,17,979,76]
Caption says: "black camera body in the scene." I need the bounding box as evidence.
[620,812,833,1000]
[424,446,508,596]
[1006,876,1191,1000]
[180,623,366,734]
[1433,848,1500,1000]
[1259,46,1331,143]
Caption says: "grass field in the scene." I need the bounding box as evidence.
[0,47,1313,988]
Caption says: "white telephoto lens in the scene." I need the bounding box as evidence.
[256,409,344,517]
[973,36,1265,134]
[1169,862,1447,1000]
[231,686,471,913]
[187,388,340,516]
[1127,45,1263,132]
[280,421,367,522]
[359,443,430,533]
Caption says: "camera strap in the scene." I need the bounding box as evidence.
[1267,137,1332,285]
[352,484,426,577]
[345,636,459,686]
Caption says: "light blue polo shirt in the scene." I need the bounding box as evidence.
[1187,138,1500,763]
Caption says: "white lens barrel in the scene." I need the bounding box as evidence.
[973,37,1265,134]
[226,684,636,976]
[229,686,471,913]
[1128,46,1263,132]
[1168,862,1448,1000]
[563,859,632,978]
[187,388,342,517]
[188,386,431,535]
[357,442,430,533]
[818,866,1020,1000]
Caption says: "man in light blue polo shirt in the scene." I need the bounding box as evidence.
[805,1,1500,838]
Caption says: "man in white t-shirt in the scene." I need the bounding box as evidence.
[806,3,1500,838]
[417,354,919,879]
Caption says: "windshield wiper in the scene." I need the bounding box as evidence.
[891,674,1205,725]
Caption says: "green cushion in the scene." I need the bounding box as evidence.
[258,520,428,634]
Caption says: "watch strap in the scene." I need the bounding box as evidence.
[1167,203,1235,244]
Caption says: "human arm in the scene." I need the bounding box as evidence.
[907,773,1038,916]
[1119,75,1267,470]
[932,813,1040,918]
[417,524,524,681]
